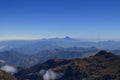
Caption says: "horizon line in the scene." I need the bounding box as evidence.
[0,36,120,42]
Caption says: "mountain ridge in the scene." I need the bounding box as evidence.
[1,37,120,55]
[15,51,120,80]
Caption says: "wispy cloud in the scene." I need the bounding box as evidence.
[0,46,6,49]
[40,69,63,80]
[0,65,17,74]
[0,36,41,41]
[0,60,6,63]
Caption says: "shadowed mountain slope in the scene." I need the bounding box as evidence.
[15,51,120,80]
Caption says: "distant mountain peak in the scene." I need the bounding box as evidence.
[64,36,72,39]
[95,50,115,58]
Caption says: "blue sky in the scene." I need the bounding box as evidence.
[0,0,120,40]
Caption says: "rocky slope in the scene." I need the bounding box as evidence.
[15,51,120,80]
[0,70,16,80]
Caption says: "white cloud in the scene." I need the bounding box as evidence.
[40,69,46,75]
[40,69,63,80]
[0,60,6,63]
[0,65,17,74]
[0,46,6,49]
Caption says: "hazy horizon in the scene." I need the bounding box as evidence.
[1,36,120,42]
[0,1,120,80]
[0,0,120,41]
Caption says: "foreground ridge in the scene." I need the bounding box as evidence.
[0,70,16,80]
[15,51,120,80]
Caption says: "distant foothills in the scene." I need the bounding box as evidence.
[0,37,120,55]
[15,50,120,80]
[0,37,120,80]
[0,37,120,67]
[0,50,120,80]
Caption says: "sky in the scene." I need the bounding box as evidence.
[0,0,120,41]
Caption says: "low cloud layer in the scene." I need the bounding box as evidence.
[0,46,6,49]
[0,65,17,74]
[40,69,46,75]
[0,36,40,41]
[0,60,6,63]
[40,69,63,80]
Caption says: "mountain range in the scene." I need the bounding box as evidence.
[1,37,120,55]
[15,51,120,80]
[0,47,99,67]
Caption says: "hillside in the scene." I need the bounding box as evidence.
[13,38,120,54]
[0,40,38,52]
[0,47,99,67]
[0,51,30,67]
[15,51,120,80]
[0,70,16,80]
[1,37,120,55]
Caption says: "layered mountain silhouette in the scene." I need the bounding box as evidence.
[0,47,99,67]
[15,51,120,80]
[95,50,116,58]
[0,51,29,67]
[1,37,120,55]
